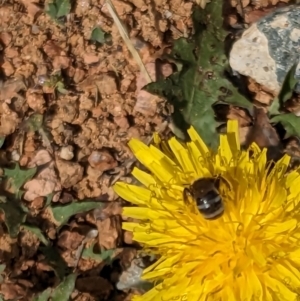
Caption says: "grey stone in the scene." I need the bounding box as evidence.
[229,5,300,95]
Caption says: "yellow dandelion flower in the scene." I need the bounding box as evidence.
[114,120,300,301]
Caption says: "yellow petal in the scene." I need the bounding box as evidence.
[219,134,233,164]
[263,274,297,301]
[227,119,240,152]
[265,219,297,234]
[114,120,300,301]
[168,137,196,176]
[187,126,209,156]
[132,167,156,187]
[113,183,151,206]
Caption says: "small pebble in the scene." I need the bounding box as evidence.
[31,25,40,34]
[86,229,98,238]
[11,150,20,162]
[88,150,117,171]
[59,145,74,160]
[37,74,49,85]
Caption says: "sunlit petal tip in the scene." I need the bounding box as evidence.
[187,126,209,154]
[112,181,126,195]
[227,119,239,134]
[112,182,132,203]
[114,120,300,301]
[222,119,240,153]
[128,138,149,154]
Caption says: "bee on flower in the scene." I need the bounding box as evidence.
[114,120,300,301]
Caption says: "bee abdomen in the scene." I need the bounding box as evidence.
[197,190,224,220]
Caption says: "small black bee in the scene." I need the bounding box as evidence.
[183,177,225,220]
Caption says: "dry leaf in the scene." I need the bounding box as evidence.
[245,107,283,161]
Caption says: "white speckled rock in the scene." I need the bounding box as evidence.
[230,5,300,95]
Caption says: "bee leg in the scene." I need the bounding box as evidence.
[183,188,192,205]
[214,176,221,189]
[183,188,197,214]
[221,176,233,191]
[215,175,232,191]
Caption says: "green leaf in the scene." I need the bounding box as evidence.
[45,192,55,208]
[0,264,5,283]
[45,3,57,19]
[55,0,71,18]
[0,137,5,148]
[32,274,77,301]
[0,196,27,237]
[22,224,49,246]
[270,97,280,116]
[271,113,300,138]
[32,288,52,301]
[270,63,298,115]
[4,163,37,194]
[51,274,77,301]
[40,246,69,279]
[57,0,71,18]
[82,243,115,263]
[46,0,71,19]
[23,114,44,132]
[0,264,5,273]
[50,201,104,226]
[90,27,107,44]
[145,1,251,149]
[56,82,68,94]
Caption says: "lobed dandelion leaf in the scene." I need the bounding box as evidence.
[145,1,251,149]
[50,201,104,226]
[270,63,298,115]
[269,63,300,138]
[32,274,77,301]
[271,113,300,138]
[51,273,77,301]
[0,196,27,237]
[4,163,37,194]
[82,243,115,263]
[40,246,69,280]
[22,224,49,246]
[32,289,52,301]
